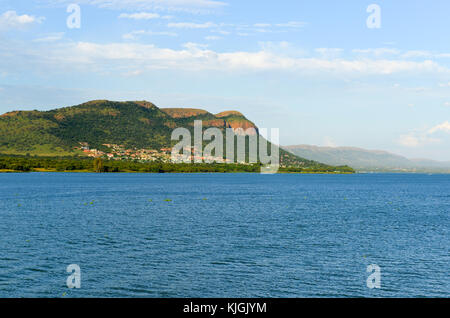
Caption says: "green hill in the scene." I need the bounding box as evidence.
[0,100,352,171]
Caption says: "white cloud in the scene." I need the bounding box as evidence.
[0,11,44,31]
[122,30,178,39]
[119,12,160,20]
[168,21,216,28]
[398,134,421,147]
[122,30,145,39]
[315,48,344,59]
[398,121,450,147]
[213,30,230,35]
[275,21,306,28]
[250,21,306,29]
[428,121,450,134]
[401,51,450,59]
[33,32,65,42]
[205,35,221,40]
[3,40,450,77]
[353,48,400,57]
[401,50,432,59]
[352,48,450,60]
[214,20,306,36]
[182,42,209,50]
[398,133,439,147]
[445,102,450,107]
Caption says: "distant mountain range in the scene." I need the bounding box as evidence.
[0,100,343,170]
[283,145,450,173]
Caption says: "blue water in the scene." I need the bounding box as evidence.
[0,173,448,298]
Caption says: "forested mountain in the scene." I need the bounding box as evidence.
[0,100,351,171]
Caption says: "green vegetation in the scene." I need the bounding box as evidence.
[0,101,174,154]
[93,158,104,173]
[0,155,354,174]
[0,100,322,167]
[0,100,356,172]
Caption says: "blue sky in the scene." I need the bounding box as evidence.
[1,0,450,160]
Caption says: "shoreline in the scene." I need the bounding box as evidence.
[2,170,446,175]
[0,169,355,174]
[0,155,355,174]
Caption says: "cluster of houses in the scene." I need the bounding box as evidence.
[77,142,239,164]
[77,142,172,162]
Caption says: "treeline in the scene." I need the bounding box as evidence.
[0,155,355,174]
[0,155,261,173]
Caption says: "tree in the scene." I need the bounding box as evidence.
[93,158,104,173]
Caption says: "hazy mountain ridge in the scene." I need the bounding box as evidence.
[284,144,450,172]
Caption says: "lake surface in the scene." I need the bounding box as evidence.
[0,173,448,298]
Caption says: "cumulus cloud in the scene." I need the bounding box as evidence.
[6,40,449,76]
[0,10,44,31]
[2,33,450,80]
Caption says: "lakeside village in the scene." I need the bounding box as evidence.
[76,142,235,164]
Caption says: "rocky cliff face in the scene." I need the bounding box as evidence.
[162,107,259,134]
